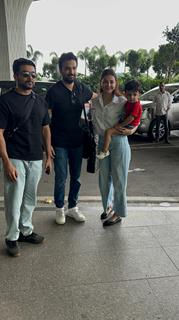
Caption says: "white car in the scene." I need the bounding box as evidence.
[138,83,179,140]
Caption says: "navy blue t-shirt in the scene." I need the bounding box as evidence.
[0,89,50,160]
[46,80,93,148]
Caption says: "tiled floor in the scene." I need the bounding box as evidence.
[0,203,179,320]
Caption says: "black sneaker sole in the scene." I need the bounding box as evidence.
[5,240,20,257]
[7,251,20,257]
[18,233,45,244]
[6,248,20,257]
[18,238,44,244]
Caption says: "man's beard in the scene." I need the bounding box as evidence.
[63,75,75,84]
[18,82,34,90]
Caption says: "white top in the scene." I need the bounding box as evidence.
[153,91,172,116]
[92,94,126,136]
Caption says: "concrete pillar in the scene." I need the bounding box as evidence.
[0,0,33,80]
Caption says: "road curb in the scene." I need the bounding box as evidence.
[1,196,179,204]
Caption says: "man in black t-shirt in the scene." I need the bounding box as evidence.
[46,52,95,225]
[0,58,52,257]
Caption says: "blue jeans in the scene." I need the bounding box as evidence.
[4,159,42,240]
[98,135,131,217]
[53,146,83,209]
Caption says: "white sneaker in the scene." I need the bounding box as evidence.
[55,207,66,225]
[96,151,110,160]
[66,207,86,222]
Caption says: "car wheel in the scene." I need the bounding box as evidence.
[148,119,165,141]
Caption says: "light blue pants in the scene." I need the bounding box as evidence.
[98,135,131,217]
[4,159,42,241]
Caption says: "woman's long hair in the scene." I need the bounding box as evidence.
[100,68,122,96]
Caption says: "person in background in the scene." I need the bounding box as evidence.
[0,58,52,257]
[153,82,172,143]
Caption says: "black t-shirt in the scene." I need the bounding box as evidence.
[46,80,93,148]
[0,89,50,160]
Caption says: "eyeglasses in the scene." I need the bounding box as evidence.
[71,92,80,105]
[19,71,37,79]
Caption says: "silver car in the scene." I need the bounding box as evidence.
[138,83,179,140]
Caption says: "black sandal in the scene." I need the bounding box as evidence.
[103,216,122,227]
[100,207,113,220]
[100,212,108,220]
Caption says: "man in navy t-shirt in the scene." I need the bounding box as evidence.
[46,52,96,225]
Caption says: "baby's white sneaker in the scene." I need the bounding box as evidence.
[96,151,110,160]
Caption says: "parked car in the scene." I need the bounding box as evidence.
[138,83,179,140]
[0,80,54,96]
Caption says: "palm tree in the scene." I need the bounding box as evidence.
[92,45,107,57]
[77,47,90,76]
[42,52,59,80]
[118,51,130,73]
[137,48,155,77]
[85,46,119,90]
[125,50,142,77]
[146,49,155,77]
[26,44,43,64]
